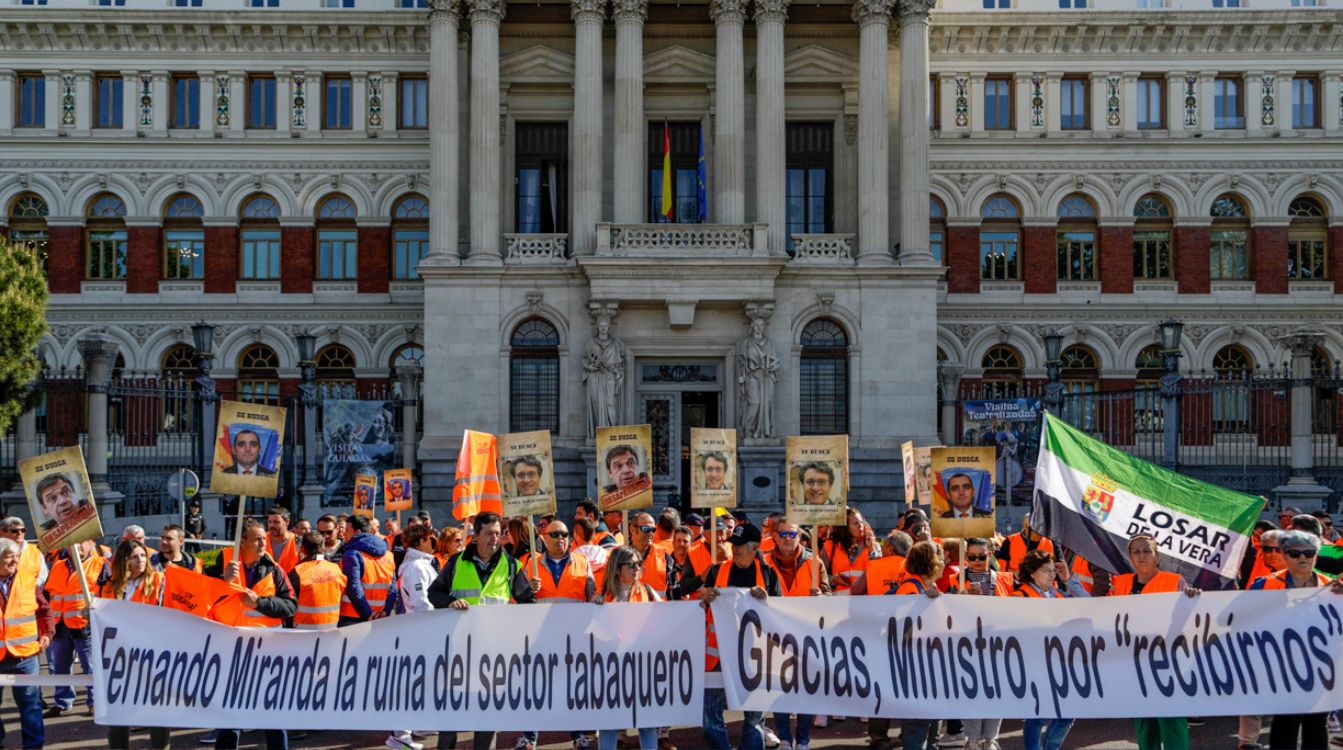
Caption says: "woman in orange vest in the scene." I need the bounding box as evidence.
[951,537,1015,597]
[1013,551,1088,750]
[762,518,828,749]
[822,507,882,593]
[99,539,170,750]
[435,526,465,572]
[592,545,662,750]
[883,541,942,749]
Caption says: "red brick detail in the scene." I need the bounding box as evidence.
[1252,226,1288,295]
[1098,378,1137,445]
[281,225,314,294]
[1022,226,1056,294]
[126,226,160,294]
[1099,226,1134,294]
[946,226,980,294]
[47,226,83,294]
[1331,225,1343,295]
[357,226,390,294]
[204,226,238,294]
[1176,226,1210,295]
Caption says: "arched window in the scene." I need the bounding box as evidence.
[8,193,48,273]
[316,194,357,280]
[160,343,199,433]
[316,344,357,395]
[1056,194,1097,281]
[980,344,1023,399]
[163,193,205,280]
[1133,193,1173,279]
[1059,344,1099,431]
[929,197,946,265]
[392,195,429,280]
[1312,348,1336,434]
[86,193,127,279]
[979,194,1021,280]
[238,344,280,405]
[1288,196,1328,280]
[1212,344,1253,431]
[1209,194,1250,280]
[1135,344,1165,434]
[509,319,559,432]
[240,194,281,280]
[800,319,849,435]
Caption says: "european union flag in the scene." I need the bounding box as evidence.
[696,128,708,223]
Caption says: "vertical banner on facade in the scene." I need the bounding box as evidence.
[353,474,377,518]
[929,446,997,539]
[690,427,737,509]
[786,435,848,526]
[382,468,413,513]
[19,446,103,552]
[596,425,654,511]
[961,398,1042,500]
[321,400,398,508]
[499,430,557,517]
[901,441,937,507]
[209,400,286,499]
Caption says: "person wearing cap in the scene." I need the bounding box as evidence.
[185,500,205,539]
[689,511,735,577]
[1278,506,1303,530]
[685,513,705,543]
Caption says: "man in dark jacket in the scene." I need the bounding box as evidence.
[338,515,397,625]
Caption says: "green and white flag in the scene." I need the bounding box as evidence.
[1031,413,1263,590]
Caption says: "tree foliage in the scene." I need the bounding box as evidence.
[0,238,47,433]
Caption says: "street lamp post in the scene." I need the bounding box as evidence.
[1043,330,1064,414]
[190,322,218,477]
[1158,319,1183,470]
[296,331,323,517]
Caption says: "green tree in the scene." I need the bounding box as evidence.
[0,238,47,433]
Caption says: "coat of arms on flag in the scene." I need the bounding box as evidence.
[1081,472,1117,524]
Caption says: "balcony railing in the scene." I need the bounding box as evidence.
[504,233,568,264]
[596,223,768,257]
[789,233,855,265]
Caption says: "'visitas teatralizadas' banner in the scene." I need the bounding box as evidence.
[91,599,704,731]
[710,589,1343,719]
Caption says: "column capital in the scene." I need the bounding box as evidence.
[1285,328,1326,358]
[754,0,789,24]
[77,333,119,388]
[468,0,505,24]
[612,0,647,22]
[896,0,933,21]
[430,0,460,19]
[710,0,748,24]
[852,0,894,26]
[571,0,607,23]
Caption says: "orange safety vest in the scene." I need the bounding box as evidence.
[520,553,593,602]
[823,540,872,593]
[210,566,283,628]
[764,550,816,597]
[1001,534,1055,573]
[18,544,43,583]
[1109,570,1183,596]
[1012,583,1062,598]
[704,560,766,671]
[47,553,105,629]
[688,540,731,578]
[1244,550,1276,590]
[606,583,657,603]
[453,430,503,519]
[1254,569,1332,590]
[891,575,927,596]
[760,536,776,555]
[863,555,907,595]
[339,550,396,618]
[0,561,42,659]
[950,570,1015,597]
[1071,556,1094,594]
[292,559,347,630]
[266,533,300,572]
[98,569,165,606]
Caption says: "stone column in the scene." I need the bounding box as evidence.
[467,0,505,264]
[1197,70,1216,134]
[897,0,935,265]
[1246,70,1266,135]
[853,0,895,265]
[73,71,92,134]
[613,0,648,224]
[937,363,963,446]
[712,0,746,224]
[42,70,61,134]
[229,72,246,133]
[571,0,606,255]
[78,334,124,513]
[428,0,462,264]
[1121,71,1139,133]
[1166,71,1188,134]
[397,364,423,469]
[1044,73,1063,134]
[200,72,217,135]
[0,406,37,518]
[1276,70,1295,134]
[0,71,13,138]
[755,0,788,254]
[351,72,368,132]
[1272,329,1332,511]
[151,70,169,134]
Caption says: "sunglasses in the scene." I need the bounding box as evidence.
[777,530,800,539]
[637,525,656,534]
[1,528,24,535]
[1284,549,1317,559]
[620,561,640,570]
[966,554,989,561]
[547,531,571,539]
[1260,545,1280,553]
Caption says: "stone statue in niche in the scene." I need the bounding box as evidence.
[582,305,627,438]
[736,303,779,439]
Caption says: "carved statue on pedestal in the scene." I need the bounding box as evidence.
[583,304,627,438]
[736,303,779,439]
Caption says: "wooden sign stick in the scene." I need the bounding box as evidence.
[70,543,94,609]
[959,538,968,594]
[232,494,248,570]
[811,526,821,587]
[528,514,540,581]
[710,513,718,565]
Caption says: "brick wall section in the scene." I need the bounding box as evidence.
[125,225,160,294]
[281,225,314,294]
[1099,226,1134,294]
[1332,225,1343,295]
[1252,226,1288,294]
[1022,225,1056,294]
[204,226,238,294]
[357,225,390,294]
[47,226,83,294]
[1175,226,1210,294]
[1099,378,1136,444]
[946,226,980,294]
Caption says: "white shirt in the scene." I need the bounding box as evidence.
[397,547,437,614]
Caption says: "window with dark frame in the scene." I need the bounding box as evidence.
[648,121,704,223]
[163,194,205,279]
[1137,76,1165,129]
[515,122,568,234]
[238,344,281,405]
[1287,196,1328,280]
[785,121,834,247]
[1056,194,1097,280]
[980,194,1021,280]
[930,197,946,265]
[94,74,123,129]
[1214,76,1245,129]
[800,319,849,435]
[324,75,353,130]
[984,76,1013,130]
[1209,194,1250,280]
[509,319,560,433]
[86,194,127,279]
[170,74,200,130]
[247,75,277,129]
[1292,76,1319,129]
[400,76,428,129]
[316,194,358,279]
[1060,76,1088,130]
[17,74,44,128]
[1133,193,1174,279]
[8,193,49,275]
[392,195,430,279]
[240,194,282,280]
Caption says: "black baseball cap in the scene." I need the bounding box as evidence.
[685,513,705,526]
[730,523,762,546]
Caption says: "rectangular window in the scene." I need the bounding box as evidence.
[1212,0,1241,6]
[321,0,355,6]
[172,0,203,6]
[393,230,428,279]
[164,230,205,279]
[929,76,940,130]
[981,0,1010,7]
[1293,76,1319,129]
[984,77,1013,130]
[19,0,49,5]
[980,230,1020,280]
[1291,0,1319,5]
[317,229,357,279]
[94,75,123,129]
[785,122,834,244]
[397,0,429,6]
[11,229,49,274]
[648,122,704,224]
[17,74,45,128]
[1288,235,1327,279]
[1133,230,1173,279]
[248,0,279,6]
[1060,77,1088,130]
[1137,76,1165,129]
[247,76,277,130]
[240,229,282,279]
[515,122,568,233]
[1209,230,1249,280]
[87,230,127,279]
[1135,0,1164,7]
[96,0,126,5]
[400,76,429,129]
[240,381,280,405]
[1057,230,1096,280]
[1058,0,1087,7]
[930,230,944,264]
[1214,76,1245,129]
[170,75,200,130]
[324,76,353,130]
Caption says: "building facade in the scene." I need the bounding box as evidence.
[2,0,1340,527]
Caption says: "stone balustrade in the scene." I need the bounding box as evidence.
[595,222,769,257]
[789,233,856,265]
[504,233,569,263]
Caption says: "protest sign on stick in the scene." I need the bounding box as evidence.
[596,425,653,512]
[383,468,413,515]
[499,430,557,518]
[929,446,996,540]
[690,428,737,510]
[19,446,103,553]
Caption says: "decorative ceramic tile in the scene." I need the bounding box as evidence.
[954,76,968,128]
[1260,74,1275,127]
[1183,75,1197,128]
[139,75,153,128]
[1030,75,1044,128]
[61,74,75,126]
[215,75,230,127]
[1106,76,1121,127]
[368,75,383,129]
[292,74,307,129]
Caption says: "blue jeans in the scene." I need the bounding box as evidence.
[703,687,764,750]
[900,719,939,750]
[49,628,93,710]
[598,728,658,750]
[216,729,288,749]
[1023,718,1075,750]
[0,655,44,749]
[774,714,813,747]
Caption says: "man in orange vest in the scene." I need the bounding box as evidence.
[287,531,346,630]
[760,518,826,750]
[264,505,300,572]
[44,538,109,718]
[996,514,1054,576]
[0,535,56,748]
[338,514,397,626]
[0,518,48,589]
[853,530,912,596]
[626,513,673,597]
[151,523,200,572]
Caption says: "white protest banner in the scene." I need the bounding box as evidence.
[92,598,704,731]
[710,588,1343,719]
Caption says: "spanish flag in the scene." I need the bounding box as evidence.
[659,121,673,220]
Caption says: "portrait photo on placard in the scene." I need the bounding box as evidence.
[209,400,287,499]
[19,446,104,552]
[499,430,557,517]
[690,427,737,509]
[383,468,414,513]
[596,425,653,512]
[785,434,848,526]
[353,473,377,518]
[929,445,997,539]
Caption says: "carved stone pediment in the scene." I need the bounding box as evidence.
[499,45,576,85]
[781,45,860,84]
[644,45,717,84]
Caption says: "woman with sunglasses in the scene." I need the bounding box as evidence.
[1011,550,1088,750]
[435,527,465,571]
[98,539,170,750]
[821,507,881,593]
[593,546,662,750]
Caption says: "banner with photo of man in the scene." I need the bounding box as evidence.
[929,446,997,539]
[690,428,737,509]
[383,468,413,513]
[499,430,556,517]
[209,400,286,499]
[596,425,653,511]
[786,435,848,526]
[961,399,1042,502]
[353,473,377,518]
[321,400,397,508]
[19,446,103,552]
